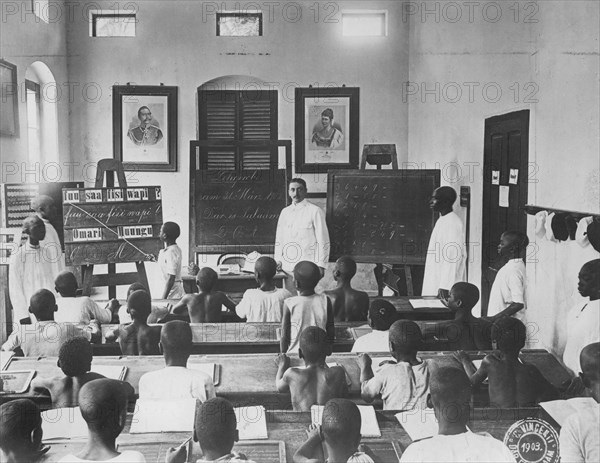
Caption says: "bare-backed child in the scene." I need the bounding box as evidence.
[106,290,161,355]
[281,261,334,354]
[276,326,348,411]
[236,256,292,322]
[422,282,492,350]
[358,320,430,410]
[170,267,236,323]
[324,256,369,322]
[294,398,383,463]
[455,316,558,407]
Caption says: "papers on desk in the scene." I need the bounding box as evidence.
[409,299,447,309]
[242,251,262,273]
[311,405,381,438]
[187,363,220,386]
[41,407,87,440]
[130,399,196,433]
[90,365,127,381]
[395,407,438,441]
[0,350,14,371]
[234,405,269,440]
[540,397,597,426]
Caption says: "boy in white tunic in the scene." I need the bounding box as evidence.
[422,187,465,300]
[158,222,184,299]
[54,271,113,324]
[399,367,516,463]
[8,216,60,324]
[560,342,600,463]
[487,231,528,321]
[351,299,396,353]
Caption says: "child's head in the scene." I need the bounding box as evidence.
[127,290,152,322]
[28,289,57,321]
[160,320,192,360]
[22,215,46,242]
[447,282,480,312]
[580,342,600,401]
[389,320,422,358]
[160,221,180,243]
[55,271,79,297]
[30,195,55,220]
[58,337,93,377]
[322,399,362,452]
[333,256,357,282]
[299,326,330,363]
[255,256,277,282]
[498,231,529,259]
[0,399,43,461]
[368,299,396,331]
[429,367,471,427]
[429,186,457,212]
[293,261,321,291]
[578,259,600,298]
[196,267,218,292]
[491,316,526,354]
[127,282,148,298]
[194,397,238,457]
[78,378,128,440]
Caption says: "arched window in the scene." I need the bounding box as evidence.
[24,62,59,164]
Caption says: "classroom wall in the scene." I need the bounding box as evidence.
[408,1,600,353]
[0,0,72,178]
[64,0,408,294]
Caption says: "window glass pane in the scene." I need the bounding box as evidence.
[26,88,41,162]
[342,13,386,37]
[93,14,136,37]
[218,14,262,36]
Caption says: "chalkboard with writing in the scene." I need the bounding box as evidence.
[192,169,288,254]
[327,170,440,264]
[0,182,84,248]
[62,187,162,266]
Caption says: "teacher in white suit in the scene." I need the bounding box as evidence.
[274,178,330,292]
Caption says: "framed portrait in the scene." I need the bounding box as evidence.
[0,59,19,137]
[294,87,359,173]
[113,85,178,171]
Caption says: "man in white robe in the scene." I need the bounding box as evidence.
[31,195,65,272]
[9,216,61,324]
[274,178,330,292]
[422,186,466,299]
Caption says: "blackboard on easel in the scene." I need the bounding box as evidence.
[326,170,440,264]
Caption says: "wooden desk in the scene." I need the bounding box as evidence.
[384,297,453,320]
[182,272,286,298]
[5,350,571,409]
[41,408,543,463]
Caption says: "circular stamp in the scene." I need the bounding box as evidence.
[503,418,560,463]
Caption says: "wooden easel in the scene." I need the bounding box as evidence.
[361,145,415,297]
[80,159,150,298]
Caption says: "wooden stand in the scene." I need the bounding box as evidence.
[80,159,150,298]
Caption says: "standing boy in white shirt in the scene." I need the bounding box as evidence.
[487,231,528,321]
[158,221,184,300]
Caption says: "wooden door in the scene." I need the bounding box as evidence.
[481,110,530,314]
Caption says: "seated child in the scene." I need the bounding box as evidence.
[54,271,113,324]
[422,282,492,350]
[170,397,257,463]
[455,316,558,407]
[563,259,600,377]
[58,378,145,462]
[106,290,161,355]
[351,299,396,353]
[399,367,516,462]
[0,399,48,463]
[159,221,185,300]
[324,256,369,322]
[30,337,105,408]
[281,261,334,354]
[276,326,348,411]
[110,283,170,325]
[1,289,91,357]
[235,256,292,322]
[138,320,216,401]
[170,267,236,323]
[486,231,528,321]
[358,320,430,410]
[294,398,382,463]
[559,342,600,463]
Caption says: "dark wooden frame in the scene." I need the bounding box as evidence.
[0,59,19,137]
[216,12,263,36]
[294,86,359,173]
[112,85,178,172]
[91,12,136,37]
